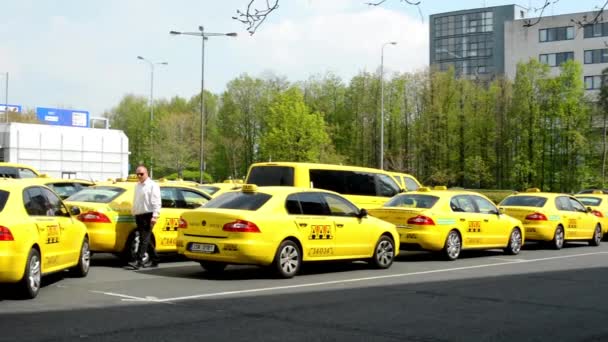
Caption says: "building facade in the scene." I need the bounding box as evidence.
[429,5,528,78]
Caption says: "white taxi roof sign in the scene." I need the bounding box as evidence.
[433,186,447,190]
[241,184,258,193]
[417,187,431,192]
[525,188,541,193]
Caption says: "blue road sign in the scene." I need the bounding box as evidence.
[36,107,89,127]
[0,104,21,112]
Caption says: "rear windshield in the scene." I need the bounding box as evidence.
[577,197,602,206]
[65,186,126,203]
[500,195,547,207]
[247,166,295,186]
[204,192,271,210]
[384,194,439,209]
[0,190,9,212]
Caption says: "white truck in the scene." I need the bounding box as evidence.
[0,122,129,181]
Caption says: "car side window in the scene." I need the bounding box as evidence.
[555,196,574,211]
[404,177,420,191]
[285,194,303,214]
[160,187,179,208]
[180,189,209,209]
[296,192,331,216]
[19,168,38,178]
[24,187,49,216]
[471,195,498,214]
[376,174,400,197]
[321,193,359,217]
[42,188,69,217]
[569,197,588,213]
[450,195,476,213]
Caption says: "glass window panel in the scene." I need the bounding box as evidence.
[548,53,556,66]
[539,29,547,42]
[548,28,557,41]
[540,54,548,64]
[594,23,602,36]
[585,76,594,90]
[584,24,593,38]
[602,49,608,63]
[585,50,593,64]
[567,26,574,39]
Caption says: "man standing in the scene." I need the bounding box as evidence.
[127,165,161,270]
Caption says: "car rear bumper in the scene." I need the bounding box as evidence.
[0,250,26,283]
[398,227,445,251]
[523,223,556,241]
[178,237,276,266]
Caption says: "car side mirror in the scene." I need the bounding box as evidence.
[70,206,81,216]
[498,207,505,215]
[587,207,593,213]
[357,208,368,219]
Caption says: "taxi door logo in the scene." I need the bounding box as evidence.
[46,225,60,244]
[568,219,576,229]
[309,225,333,240]
[467,221,481,233]
[164,218,180,231]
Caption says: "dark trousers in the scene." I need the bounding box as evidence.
[135,212,159,263]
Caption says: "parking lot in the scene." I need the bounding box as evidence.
[2,242,608,341]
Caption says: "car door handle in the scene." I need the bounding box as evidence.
[299,223,307,227]
[337,224,344,228]
[484,219,489,222]
[460,218,466,222]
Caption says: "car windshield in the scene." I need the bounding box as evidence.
[247,166,295,186]
[65,186,126,203]
[198,185,220,195]
[577,197,602,206]
[204,191,271,210]
[384,194,439,208]
[500,195,547,207]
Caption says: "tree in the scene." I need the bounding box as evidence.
[598,67,608,187]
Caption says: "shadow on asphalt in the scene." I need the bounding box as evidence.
[1,265,608,341]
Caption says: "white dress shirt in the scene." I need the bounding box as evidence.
[132,178,161,218]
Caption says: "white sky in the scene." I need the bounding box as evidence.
[0,0,598,116]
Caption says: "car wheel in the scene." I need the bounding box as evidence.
[369,235,395,269]
[504,228,523,255]
[123,231,149,264]
[272,240,301,278]
[443,230,461,261]
[200,261,227,274]
[70,238,91,277]
[19,248,41,299]
[552,225,565,250]
[589,224,602,247]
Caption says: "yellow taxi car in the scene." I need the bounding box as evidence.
[197,182,243,197]
[0,180,90,299]
[389,172,422,191]
[17,176,94,199]
[176,185,399,278]
[0,162,41,178]
[367,186,524,260]
[499,188,602,249]
[64,178,211,263]
[574,191,608,238]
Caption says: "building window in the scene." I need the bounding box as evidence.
[584,22,608,38]
[584,49,608,64]
[539,52,574,67]
[434,10,493,38]
[539,26,574,42]
[585,75,604,90]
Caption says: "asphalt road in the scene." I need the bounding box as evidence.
[2,242,608,342]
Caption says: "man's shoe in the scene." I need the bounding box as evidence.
[143,261,159,268]
[125,261,142,270]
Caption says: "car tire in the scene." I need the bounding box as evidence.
[70,237,91,277]
[272,240,301,279]
[504,228,523,255]
[19,248,41,299]
[369,235,395,269]
[589,224,602,247]
[123,231,150,265]
[200,261,227,274]
[443,230,461,261]
[552,225,565,250]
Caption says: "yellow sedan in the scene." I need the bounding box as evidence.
[64,179,211,263]
[0,180,90,299]
[499,188,602,249]
[575,192,608,238]
[177,185,399,278]
[368,187,524,260]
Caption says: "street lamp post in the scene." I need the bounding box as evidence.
[1,72,8,123]
[380,41,397,170]
[137,56,168,178]
[170,26,237,184]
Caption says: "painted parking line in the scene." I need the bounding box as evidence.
[91,251,608,304]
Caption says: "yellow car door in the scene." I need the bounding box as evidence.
[321,192,372,258]
[471,195,506,246]
[450,195,483,247]
[41,187,82,265]
[555,196,579,239]
[569,196,597,239]
[286,192,335,259]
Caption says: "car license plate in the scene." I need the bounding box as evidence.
[190,243,215,253]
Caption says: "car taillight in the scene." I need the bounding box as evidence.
[178,217,188,229]
[0,226,14,241]
[77,211,111,223]
[592,210,604,218]
[407,215,435,225]
[223,220,261,233]
[525,212,547,221]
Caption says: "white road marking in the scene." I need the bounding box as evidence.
[89,251,608,304]
[488,257,527,262]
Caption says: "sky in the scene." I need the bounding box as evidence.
[0,0,600,117]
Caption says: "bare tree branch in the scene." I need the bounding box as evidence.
[571,0,608,27]
[232,0,279,35]
[366,0,424,23]
[523,0,557,27]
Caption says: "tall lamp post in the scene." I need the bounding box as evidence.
[1,72,8,123]
[380,41,397,170]
[170,26,237,184]
[137,56,167,179]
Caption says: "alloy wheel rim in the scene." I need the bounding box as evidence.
[595,226,601,244]
[556,228,564,247]
[447,232,461,258]
[376,240,394,266]
[29,254,41,292]
[82,241,91,272]
[279,245,299,274]
[511,230,522,253]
